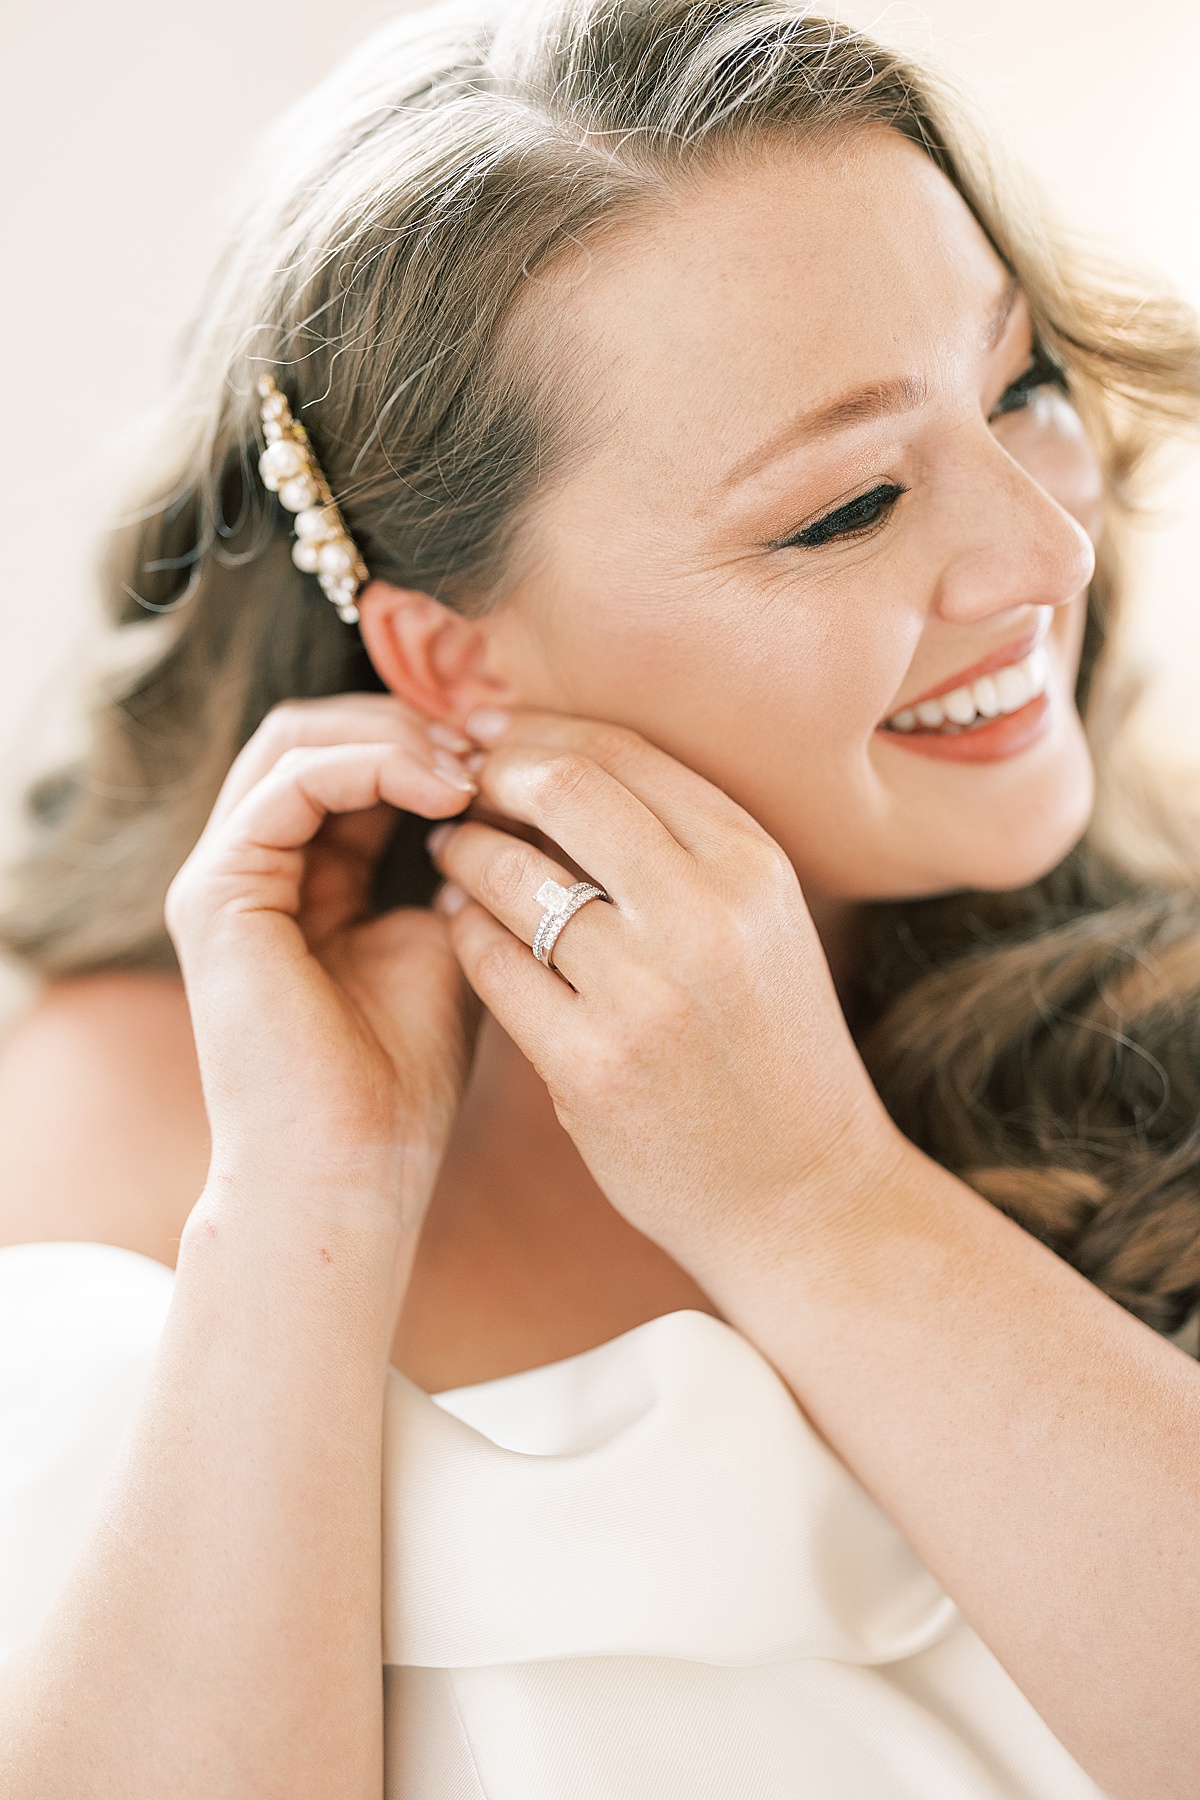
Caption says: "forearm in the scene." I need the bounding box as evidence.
[699,1138,1200,1800]
[0,1181,412,1800]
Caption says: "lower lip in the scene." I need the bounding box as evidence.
[877,691,1051,763]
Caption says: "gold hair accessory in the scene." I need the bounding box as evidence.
[256,374,368,624]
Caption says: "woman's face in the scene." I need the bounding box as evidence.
[480,128,1103,904]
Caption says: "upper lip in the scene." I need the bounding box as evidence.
[884,617,1050,718]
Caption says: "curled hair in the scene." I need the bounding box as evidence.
[4,0,1200,1336]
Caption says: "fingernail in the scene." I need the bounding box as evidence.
[430,749,477,793]
[436,881,469,917]
[465,707,510,745]
[427,720,472,753]
[426,822,457,858]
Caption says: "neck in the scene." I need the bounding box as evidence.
[392,1009,715,1389]
[393,885,862,1388]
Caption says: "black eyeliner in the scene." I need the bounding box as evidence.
[771,481,908,552]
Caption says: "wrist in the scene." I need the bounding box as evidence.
[199,1132,445,1237]
[180,1178,422,1352]
[687,1112,945,1311]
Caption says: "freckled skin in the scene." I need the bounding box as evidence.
[476,129,1103,906]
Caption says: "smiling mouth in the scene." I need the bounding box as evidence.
[883,642,1049,736]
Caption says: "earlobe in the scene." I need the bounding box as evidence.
[356,580,513,726]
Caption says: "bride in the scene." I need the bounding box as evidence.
[1,2,1198,1794]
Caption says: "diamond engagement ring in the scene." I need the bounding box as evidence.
[532,879,610,972]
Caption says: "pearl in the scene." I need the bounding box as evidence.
[259,439,306,483]
[295,506,337,542]
[278,474,319,511]
[263,419,283,443]
[338,603,360,624]
[262,392,287,419]
[317,536,356,577]
[291,540,321,573]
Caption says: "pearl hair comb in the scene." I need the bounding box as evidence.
[256,374,369,624]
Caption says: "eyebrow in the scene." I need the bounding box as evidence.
[720,373,929,491]
[720,278,1024,493]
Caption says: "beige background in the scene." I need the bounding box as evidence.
[2,0,1199,1018]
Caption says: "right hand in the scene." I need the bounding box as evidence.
[165,694,479,1239]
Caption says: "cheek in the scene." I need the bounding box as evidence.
[491,547,919,881]
[612,577,917,864]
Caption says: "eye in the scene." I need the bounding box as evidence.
[773,481,908,551]
[990,346,1069,419]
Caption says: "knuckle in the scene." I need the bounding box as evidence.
[478,842,534,912]
[162,878,185,938]
[258,700,307,747]
[742,830,795,890]
[527,751,597,808]
[579,722,643,768]
[164,865,202,944]
[272,743,317,781]
[759,839,797,891]
[470,934,517,994]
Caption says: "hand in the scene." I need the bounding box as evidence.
[166,695,480,1236]
[430,712,904,1274]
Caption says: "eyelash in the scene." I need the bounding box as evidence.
[989,345,1069,418]
[780,481,908,550]
[775,348,1070,552]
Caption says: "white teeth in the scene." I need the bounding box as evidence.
[941,685,977,725]
[993,662,1031,713]
[886,645,1049,734]
[972,673,1001,718]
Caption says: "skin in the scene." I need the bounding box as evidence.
[0,129,1198,1800]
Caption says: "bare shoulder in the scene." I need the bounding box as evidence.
[0,972,209,1266]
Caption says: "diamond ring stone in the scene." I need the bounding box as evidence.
[532,878,610,972]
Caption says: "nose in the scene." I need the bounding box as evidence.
[931,432,1096,627]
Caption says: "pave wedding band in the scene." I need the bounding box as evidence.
[532,878,610,971]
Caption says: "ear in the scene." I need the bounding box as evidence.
[356,580,515,727]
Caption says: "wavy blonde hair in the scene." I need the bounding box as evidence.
[5,0,1200,1334]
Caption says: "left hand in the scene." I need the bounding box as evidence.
[429,711,904,1272]
[440,716,1200,1800]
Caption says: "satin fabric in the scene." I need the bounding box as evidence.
[0,1243,1104,1797]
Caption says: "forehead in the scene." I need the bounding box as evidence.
[544,129,1012,500]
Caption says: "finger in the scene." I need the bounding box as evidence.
[296,805,397,945]
[209,693,470,830]
[215,742,469,876]
[207,730,474,862]
[466,709,762,859]
[442,894,577,1063]
[468,741,689,905]
[430,818,622,985]
[317,801,398,868]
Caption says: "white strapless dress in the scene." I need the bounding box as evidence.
[0,1242,1104,1799]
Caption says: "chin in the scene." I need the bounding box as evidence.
[908,723,1096,898]
[852,703,1097,902]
